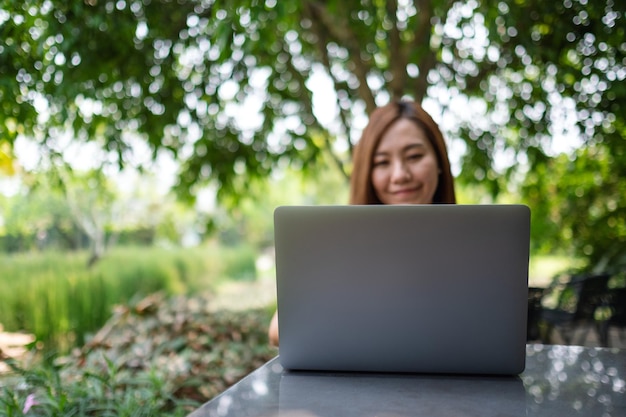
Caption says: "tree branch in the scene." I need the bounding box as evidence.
[306,1,377,115]
[304,3,355,156]
[281,40,350,180]
[412,0,435,102]
[385,0,407,100]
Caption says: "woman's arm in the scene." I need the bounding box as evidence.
[268,310,279,346]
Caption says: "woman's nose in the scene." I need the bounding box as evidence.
[390,161,410,182]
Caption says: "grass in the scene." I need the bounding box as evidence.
[528,255,585,287]
[0,243,258,353]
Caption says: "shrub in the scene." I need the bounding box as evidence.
[0,244,259,353]
[0,293,277,416]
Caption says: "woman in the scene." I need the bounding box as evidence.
[268,99,456,346]
[350,99,456,205]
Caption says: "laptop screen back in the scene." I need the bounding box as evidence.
[274,204,530,375]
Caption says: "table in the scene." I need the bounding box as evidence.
[188,344,626,417]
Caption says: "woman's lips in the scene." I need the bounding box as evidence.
[391,187,420,196]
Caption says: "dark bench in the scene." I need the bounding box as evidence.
[598,287,626,347]
[527,287,545,341]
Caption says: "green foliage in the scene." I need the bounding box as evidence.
[0,294,276,417]
[522,143,626,271]
[0,182,78,252]
[216,156,350,248]
[475,0,626,271]
[0,244,257,352]
[1,1,624,269]
[217,244,257,282]
[0,166,211,256]
[1,358,189,417]
[528,255,585,286]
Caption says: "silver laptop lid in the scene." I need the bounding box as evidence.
[274,204,530,375]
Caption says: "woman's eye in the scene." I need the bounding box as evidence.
[373,160,389,167]
[407,153,423,160]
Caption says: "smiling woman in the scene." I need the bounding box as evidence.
[350,100,456,205]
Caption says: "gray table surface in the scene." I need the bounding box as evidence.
[188,344,626,417]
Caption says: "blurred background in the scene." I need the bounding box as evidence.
[0,0,625,414]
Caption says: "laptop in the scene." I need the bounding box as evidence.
[274,204,530,375]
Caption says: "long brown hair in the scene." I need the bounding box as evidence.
[349,100,456,205]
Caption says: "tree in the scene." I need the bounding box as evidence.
[522,143,626,271]
[0,174,83,252]
[477,0,626,270]
[1,0,624,268]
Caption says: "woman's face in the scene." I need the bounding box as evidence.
[371,118,440,205]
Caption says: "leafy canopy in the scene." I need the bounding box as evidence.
[1,0,625,268]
